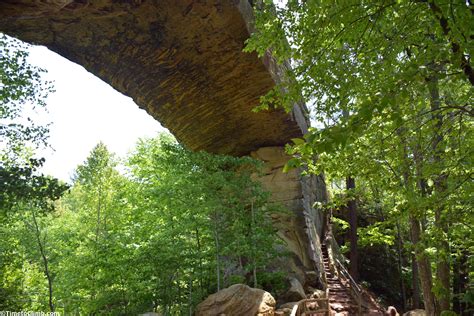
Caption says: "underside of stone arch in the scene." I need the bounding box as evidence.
[0,0,327,296]
[0,0,308,156]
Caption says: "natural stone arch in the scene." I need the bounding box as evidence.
[1,0,327,295]
[0,0,308,155]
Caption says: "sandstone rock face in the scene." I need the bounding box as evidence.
[0,0,308,156]
[195,284,275,316]
[251,147,327,292]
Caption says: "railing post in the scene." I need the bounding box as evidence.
[358,296,362,316]
[290,303,299,316]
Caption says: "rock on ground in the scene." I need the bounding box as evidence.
[279,277,307,303]
[195,284,276,316]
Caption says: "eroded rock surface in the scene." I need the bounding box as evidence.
[195,284,275,316]
[251,146,327,289]
[280,277,306,302]
[0,0,307,156]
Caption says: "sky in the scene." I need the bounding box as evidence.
[27,45,166,182]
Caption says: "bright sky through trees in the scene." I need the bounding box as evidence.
[27,45,166,182]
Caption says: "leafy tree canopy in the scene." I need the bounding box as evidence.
[246,1,473,314]
[0,34,67,215]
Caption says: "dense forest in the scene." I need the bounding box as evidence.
[245,1,473,315]
[1,0,474,315]
[1,136,284,314]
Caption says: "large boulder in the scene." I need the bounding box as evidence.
[309,289,326,300]
[279,277,307,303]
[195,284,276,316]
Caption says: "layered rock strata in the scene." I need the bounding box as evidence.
[251,147,327,290]
[0,0,307,156]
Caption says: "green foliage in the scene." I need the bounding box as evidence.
[358,224,395,247]
[331,216,349,232]
[1,135,283,314]
[1,34,53,152]
[247,0,473,312]
[0,34,65,217]
[0,158,67,213]
[1,35,67,313]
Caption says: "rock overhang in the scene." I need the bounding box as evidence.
[0,0,308,156]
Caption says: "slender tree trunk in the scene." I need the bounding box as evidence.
[96,184,102,243]
[346,176,359,282]
[119,275,128,315]
[405,136,438,315]
[251,201,257,288]
[411,252,421,309]
[31,209,55,312]
[453,250,470,315]
[92,183,102,303]
[410,216,437,315]
[452,253,461,314]
[177,270,181,311]
[194,227,204,297]
[213,210,221,291]
[434,209,451,311]
[396,222,407,311]
[409,105,446,315]
[188,267,194,316]
[427,72,451,312]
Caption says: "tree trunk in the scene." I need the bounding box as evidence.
[194,227,204,297]
[251,201,257,288]
[428,72,451,312]
[346,176,359,282]
[452,253,461,314]
[409,113,441,315]
[213,210,221,291]
[409,216,437,315]
[411,252,421,309]
[91,183,102,302]
[31,209,55,312]
[453,250,470,315]
[396,222,407,311]
[188,274,193,316]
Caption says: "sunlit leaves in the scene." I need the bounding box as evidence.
[0,34,53,151]
[1,136,283,314]
[247,1,473,310]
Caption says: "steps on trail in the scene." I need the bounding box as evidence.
[321,244,383,316]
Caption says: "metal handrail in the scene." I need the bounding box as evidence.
[290,303,299,316]
[298,210,331,316]
[334,258,362,315]
[335,258,362,292]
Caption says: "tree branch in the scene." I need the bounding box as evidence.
[428,0,474,86]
